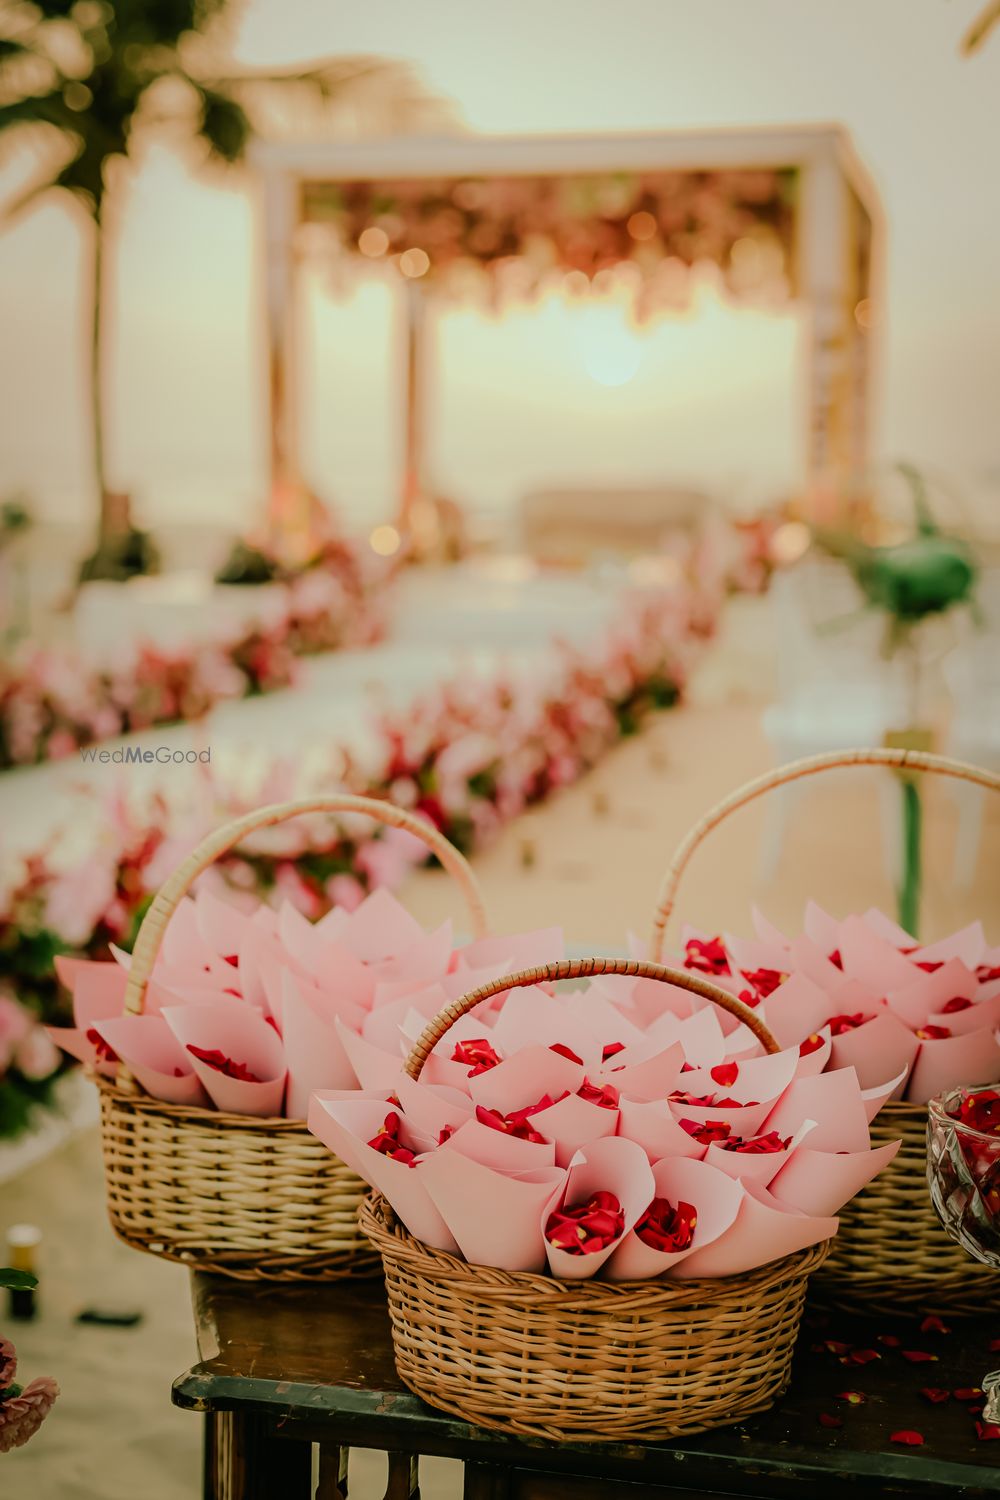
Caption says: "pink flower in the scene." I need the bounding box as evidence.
[0,995,32,1068]
[0,1337,16,1388]
[0,1375,59,1452]
[44,855,119,946]
[325,873,365,912]
[15,1025,60,1081]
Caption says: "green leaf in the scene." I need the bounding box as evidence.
[0,1268,38,1291]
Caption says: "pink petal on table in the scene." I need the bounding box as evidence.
[544,1135,655,1281]
[607,1155,745,1280]
[829,1011,920,1092]
[420,1151,564,1271]
[307,1095,457,1251]
[906,1027,1000,1105]
[673,1179,837,1277]
[769,1138,901,1216]
[763,1067,871,1153]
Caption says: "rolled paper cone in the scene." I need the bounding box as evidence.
[860,1065,909,1116]
[884,958,978,1029]
[418,1151,564,1272]
[859,906,919,949]
[543,1135,655,1281]
[160,895,227,973]
[67,963,129,1031]
[442,1116,556,1173]
[905,1028,1000,1105]
[369,920,453,987]
[93,1016,210,1107]
[828,1011,920,1091]
[762,1067,871,1153]
[677,1050,798,1106]
[673,1180,838,1278]
[618,1097,705,1162]
[724,934,791,976]
[460,927,565,974]
[838,914,920,992]
[649,1007,728,1069]
[525,1091,619,1168]
[759,974,838,1050]
[911,920,985,968]
[704,1120,816,1187]
[606,1155,745,1281]
[392,1075,473,1139]
[362,986,447,1052]
[927,987,1000,1038]
[752,907,793,949]
[46,1027,119,1078]
[333,1017,403,1090]
[161,1004,286,1116]
[307,1095,458,1253]
[467,1044,585,1115]
[804,901,841,955]
[282,976,357,1117]
[334,887,426,963]
[194,889,254,964]
[786,934,850,993]
[667,1098,779,1140]
[768,1138,901,1218]
[600,1041,685,1102]
[491,986,580,1055]
[792,1026,832,1077]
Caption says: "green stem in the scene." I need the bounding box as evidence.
[898,777,922,938]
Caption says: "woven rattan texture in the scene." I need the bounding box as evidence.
[360,1193,829,1441]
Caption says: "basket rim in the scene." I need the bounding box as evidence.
[96,1072,310,1132]
[359,1191,831,1306]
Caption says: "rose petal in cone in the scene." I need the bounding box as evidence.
[92,1015,210,1106]
[607,1155,744,1280]
[673,1179,837,1277]
[161,1005,286,1116]
[543,1135,655,1280]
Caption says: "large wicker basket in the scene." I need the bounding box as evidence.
[361,956,830,1442]
[97,793,488,1280]
[649,745,1000,1317]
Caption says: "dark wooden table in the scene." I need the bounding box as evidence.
[173,1274,1000,1500]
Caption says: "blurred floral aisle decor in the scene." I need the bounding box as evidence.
[0,0,440,579]
[0,1273,58,1452]
[0,536,393,768]
[813,465,979,933]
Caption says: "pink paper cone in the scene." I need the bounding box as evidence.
[787,934,850,993]
[752,907,794,950]
[419,1151,564,1271]
[828,1011,920,1091]
[459,926,565,973]
[804,901,841,955]
[906,1028,1000,1105]
[362,985,447,1052]
[672,1179,837,1277]
[443,1116,556,1172]
[885,958,979,1030]
[704,1121,815,1187]
[526,1090,619,1167]
[769,1138,901,1217]
[606,1155,745,1280]
[45,1026,118,1078]
[337,888,426,962]
[860,907,918,949]
[543,1136,655,1280]
[307,1095,457,1251]
[467,1045,585,1115]
[759,974,838,1050]
[793,1026,832,1077]
[911,921,985,969]
[928,987,1000,1038]
[618,1097,705,1161]
[282,975,357,1116]
[368,921,453,987]
[92,1016,210,1106]
[392,1075,473,1140]
[678,1051,798,1107]
[861,1065,909,1116]
[600,1041,685,1102]
[762,1067,871,1153]
[194,889,253,963]
[491,987,580,1055]
[839,914,920,992]
[333,1017,404,1090]
[161,1004,286,1116]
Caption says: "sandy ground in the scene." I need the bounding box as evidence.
[4,623,998,1499]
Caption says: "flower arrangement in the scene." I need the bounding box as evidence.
[308,947,898,1280]
[0,1292,58,1454]
[0,990,60,1138]
[671,905,1000,1105]
[0,537,392,769]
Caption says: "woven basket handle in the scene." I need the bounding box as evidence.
[403,955,780,1080]
[123,793,488,1021]
[650,747,1000,962]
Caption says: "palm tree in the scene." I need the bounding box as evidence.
[0,1,439,579]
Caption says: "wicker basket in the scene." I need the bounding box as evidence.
[361,955,830,1442]
[649,745,1000,1317]
[97,793,488,1280]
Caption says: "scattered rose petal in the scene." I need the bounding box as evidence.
[187,1046,260,1083]
[955,1387,984,1402]
[919,1316,951,1335]
[683,936,730,975]
[818,1412,843,1428]
[920,1388,951,1404]
[976,1421,1000,1441]
[549,1043,583,1065]
[842,1349,880,1366]
[878,1334,902,1348]
[836,1391,867,1406]
[902,1351,939,1364]
[710,1061,739,1088]
[890,1431,924,1446]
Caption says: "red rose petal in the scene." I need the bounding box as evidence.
[878,1334,902,1348]
[187,1045,261,1084]
[544,1191,625,1255]
[976,1421,1000,1441]
[710,1061,739,1088]
[683,936,731,975]
[86,1026,119,1065]
[602,1041,625,1062]
[919,1388,951,1404]
[843,1349,880,1366]
[799,1032,825,1056]
[679,1117,732,1146]
[940,996,973,1013]
[822,1340,852,1356]
[452,1037,502,1075]
[818,1412,843,1428]
[902,1351,939,1363]
[836,1391,867,1406]
[828,1013,872,1036]
[919,1316,951,1335]
[989,1339,1000,1353]
[634,1197,698,1253]
[549,1042,584,1065]
[890,1431,924,1446]
[955,1387,984,1402]
[577,1078,619,1110]
[916,1025,951,1040]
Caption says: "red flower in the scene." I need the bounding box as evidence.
[634,1196,697,1253]
[740,968,787,999]
[940,996,973,1013]
[474,1100,555,1144]
[86,1027,119,1065]
[799,1032,825,1056]
[818,1412,843,1428]
[828,1013,872,1036]
[915,1025,951,1040]
[366,1111,417,1166]
[710,1061,739,1088]
[919,1388,951,1404]
[949,1088,1000,1135]
[545,1190,624,1254]
[976,1422,1000,1440]
[901,1351,938,1363]
[187,1045,261,1083]
[452,1037,502,1076]
[549,1043,583,1065]
[577,1078,619,1110]
[683,936,730,975]
[721,1130,791,1155]
[836,1391,867,1405]
[0,1375,59,1453]
[679,1118,732,1146]
[919,1315,951,1335]
[890,1430,924,1446]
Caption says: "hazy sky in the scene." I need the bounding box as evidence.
[0,0,997,532]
